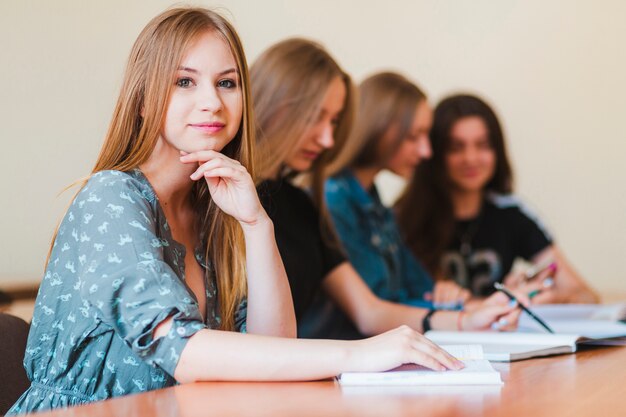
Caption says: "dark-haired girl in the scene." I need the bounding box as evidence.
[396,94,598,303]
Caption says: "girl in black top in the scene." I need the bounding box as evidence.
[396,94,598,303]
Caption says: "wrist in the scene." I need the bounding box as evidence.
[430,310,462,331]
[421,309,437,333]
[239,211,273,233]
[462,298,482,312]
[457,310,466,331]
[343,339,363,372]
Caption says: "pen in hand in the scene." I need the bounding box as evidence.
[524,260,557,281]
[494,282,555,334]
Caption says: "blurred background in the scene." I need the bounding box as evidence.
[1,0,624,300]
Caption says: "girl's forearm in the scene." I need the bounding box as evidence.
[359,299,428,334]
[323,264,454,335]
[174,322,465,383]
[240,215,297,337]
[175,329,349,383]
[366,300,461,334]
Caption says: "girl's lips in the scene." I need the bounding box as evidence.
[190,123,225,133]
[459,167,482,178]
[301,150,320,160]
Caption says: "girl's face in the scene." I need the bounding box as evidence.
[161,31,243,154]
[285,76,346,172]
[445,116,496,193]
[385,100,433,178]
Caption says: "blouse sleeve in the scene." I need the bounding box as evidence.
[71,172,207,377]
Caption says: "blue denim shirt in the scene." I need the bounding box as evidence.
[326,170,434,303]
[298,170,433,340]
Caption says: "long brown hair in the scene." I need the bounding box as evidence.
[326,72,427,175]
[48,7,254,330]
[250,38,354,234]
[395,94,513,277]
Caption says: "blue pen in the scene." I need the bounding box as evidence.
[494,282,555,333]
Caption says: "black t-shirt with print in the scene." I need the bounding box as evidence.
[442,194,552,296]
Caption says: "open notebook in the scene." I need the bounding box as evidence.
[338,345,503,386]
[425,303,626,361]
[518,303,626,334]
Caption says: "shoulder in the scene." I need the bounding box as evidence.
[485,192,551,234]
[486,192,526,209]
[325,173,353,207]
[67,170,157,225]
[486,192,540,219]
[80,170,156,202]
[325,172,351,194]
[259,179,317,217]
[73,170,156,213]
[275,179,315,206]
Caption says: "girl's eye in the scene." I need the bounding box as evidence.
[306,112,322,125]
[176,77,194,88]
[218,79,237,89]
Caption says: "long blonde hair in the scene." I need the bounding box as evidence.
[49,7,254,331]
[330,71,427,174]
[250,38,354,230]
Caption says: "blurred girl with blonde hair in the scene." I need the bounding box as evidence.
[252,40,520,340]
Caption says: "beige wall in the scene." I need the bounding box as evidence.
[1,1,624,296]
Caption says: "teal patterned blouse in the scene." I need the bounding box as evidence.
[8,169,247,415]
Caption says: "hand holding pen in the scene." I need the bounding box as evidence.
[504,260,558,303]
[494,282,555,333]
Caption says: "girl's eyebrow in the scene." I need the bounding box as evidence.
[177,66,199,73]
[217,68,238,76]
[177,66,238,76]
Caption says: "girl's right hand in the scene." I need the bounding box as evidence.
[462,291,525,331]
[180,150,267,227]
[347,325,464,372]
[504,265,558,304]
[428,280,472,307]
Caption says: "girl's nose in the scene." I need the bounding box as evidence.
[418,135,433,159]
[317,123,335,149]
[200,88,223,113]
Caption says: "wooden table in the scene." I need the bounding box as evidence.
[28,346,626,417]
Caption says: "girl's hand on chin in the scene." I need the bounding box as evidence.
[180,150,266,227]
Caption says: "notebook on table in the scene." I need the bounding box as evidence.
[338,345,503,386]
[518,303,626,325]
[425,304,626,362]
[425,331,589,361]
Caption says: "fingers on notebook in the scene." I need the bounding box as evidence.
[411,332,464,371]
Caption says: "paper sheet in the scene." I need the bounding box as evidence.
[441,344,484,361]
